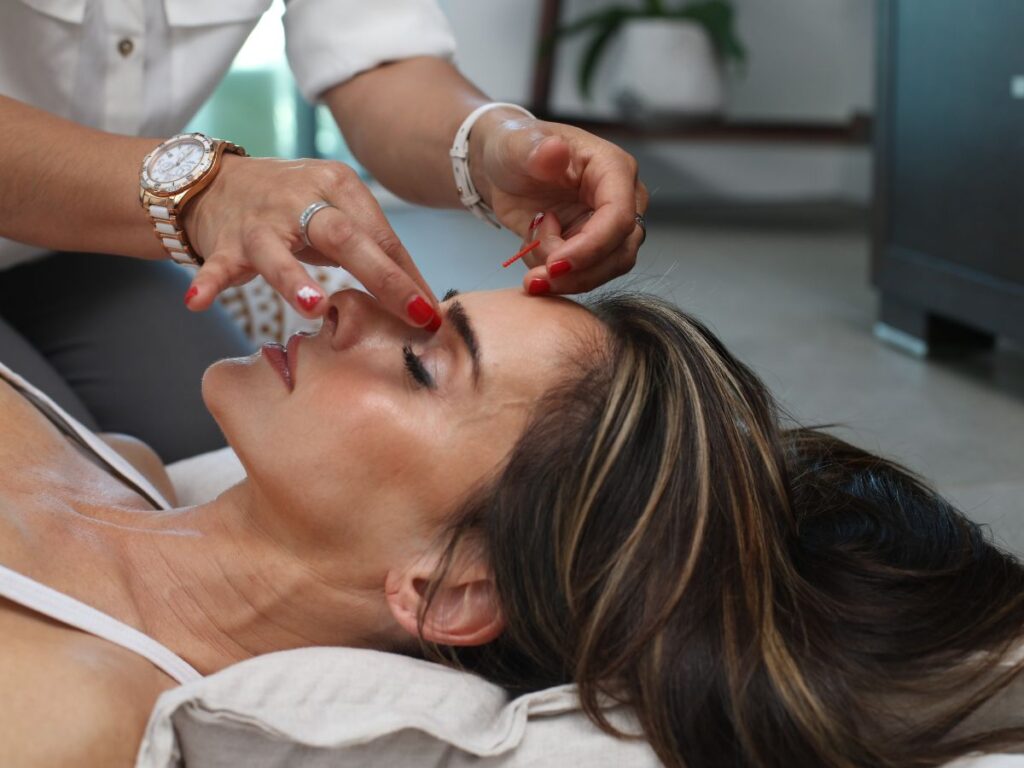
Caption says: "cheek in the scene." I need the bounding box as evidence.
[412,399,535,517]
[273,383,442,508]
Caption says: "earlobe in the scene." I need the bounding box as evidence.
[384,562,505,648]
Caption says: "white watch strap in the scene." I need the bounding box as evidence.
[145,202,197,266]
[450,102,535,229]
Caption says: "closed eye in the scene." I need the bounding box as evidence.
[402,344,435,390]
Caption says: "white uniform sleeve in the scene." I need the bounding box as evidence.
[283,0,457,103]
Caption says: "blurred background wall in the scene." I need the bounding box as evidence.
[442,0,873,206]
[187,0,1023,552]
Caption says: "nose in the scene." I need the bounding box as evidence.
[324,288,409,351]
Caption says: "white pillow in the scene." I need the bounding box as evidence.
[134,647,659,767]
[166,447,246,507]
[133,647,1024,768]
[159,452,1024,768]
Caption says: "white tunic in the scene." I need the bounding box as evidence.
[0,0,457,269]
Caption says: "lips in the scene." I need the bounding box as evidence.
[261,342,292,391]
[263,332,313,392]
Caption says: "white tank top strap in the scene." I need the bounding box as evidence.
[0,562,202,685]
[0,360,173,511]
[0,360,194,682]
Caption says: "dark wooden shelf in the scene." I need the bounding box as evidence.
[532,0,872,145]
[530,111,872,145]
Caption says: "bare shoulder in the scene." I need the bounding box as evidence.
[0,600,172,767]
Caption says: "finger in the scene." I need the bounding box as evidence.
[541,202,635,281]
[291,246,336,268]
[499,127,576,193]
[523,225,644,296]
[361,213,436,305]
[315,162,436,304]
[242,226,328,318]
[636,179,650,216]
[542,158,639,276]
[522,134,575,188]
[184,252,255,311]
[307,207,441,331]
[518,210,564,270]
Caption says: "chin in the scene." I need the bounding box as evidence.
[201,353,263,441]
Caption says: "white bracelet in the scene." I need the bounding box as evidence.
[450,102,535,229]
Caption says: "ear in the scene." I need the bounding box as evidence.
[385,551,505,648]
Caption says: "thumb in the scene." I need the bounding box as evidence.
[523,134,574,187]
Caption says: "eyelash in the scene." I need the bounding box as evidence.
[402,344,434,389]
[402,288,456,390]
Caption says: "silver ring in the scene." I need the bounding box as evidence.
[635,213,647,245]
[299,201,335,249]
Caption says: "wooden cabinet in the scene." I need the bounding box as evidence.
[873,0,1024,352]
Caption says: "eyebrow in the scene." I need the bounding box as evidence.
[443,292,481,386]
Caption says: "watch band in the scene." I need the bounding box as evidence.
[449,102,535,229]
[140,137,247,267]
[141,193,200,266]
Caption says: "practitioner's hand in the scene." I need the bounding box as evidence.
[179,155,441,330]
[471,110,648,295]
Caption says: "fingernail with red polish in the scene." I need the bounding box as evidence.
[425,313,442,333]
[548,260,572,278]
[528,278,550,296]
[529,212,545,233]
[296,285,323,312]
[183,286,198,305]
[407,296,438,328]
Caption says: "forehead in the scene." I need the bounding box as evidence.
[455,289,604,376]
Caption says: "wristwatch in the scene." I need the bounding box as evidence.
[139,132,247,266]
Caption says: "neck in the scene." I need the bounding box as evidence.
[45,482,403,675]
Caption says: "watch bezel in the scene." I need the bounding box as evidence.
[141,133,216,195]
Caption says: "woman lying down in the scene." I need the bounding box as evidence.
[1,287,1023,767]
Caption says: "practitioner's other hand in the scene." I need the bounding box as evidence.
[179,155,441,331]
[470,109,649,296]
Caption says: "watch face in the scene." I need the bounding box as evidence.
[142,134,214,193]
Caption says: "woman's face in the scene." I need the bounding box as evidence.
[204,288,603,576]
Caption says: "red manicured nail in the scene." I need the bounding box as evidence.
[548,260,572,278]
[529,212,545,233]
[183,286,198,305]
[528,278,550,296]
[296,285,323,312]
[425,313,442,333]
[407,296,438,327]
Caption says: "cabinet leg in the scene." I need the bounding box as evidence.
[874,294,995,357]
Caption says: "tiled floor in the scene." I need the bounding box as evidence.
[386,205,1024,551]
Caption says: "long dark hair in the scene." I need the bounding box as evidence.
[424,292,1024,767]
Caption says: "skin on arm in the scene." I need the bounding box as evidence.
[0,95,442,330]
[323,56,497,209]
[323,57,647,295]
[0,95,165,260]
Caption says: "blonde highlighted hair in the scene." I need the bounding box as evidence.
[426,292,1024,767]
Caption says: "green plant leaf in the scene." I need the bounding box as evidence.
[543,7,631,57]
[671,1,747,65]
[547,0,749,99]
[579,12,628,101]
